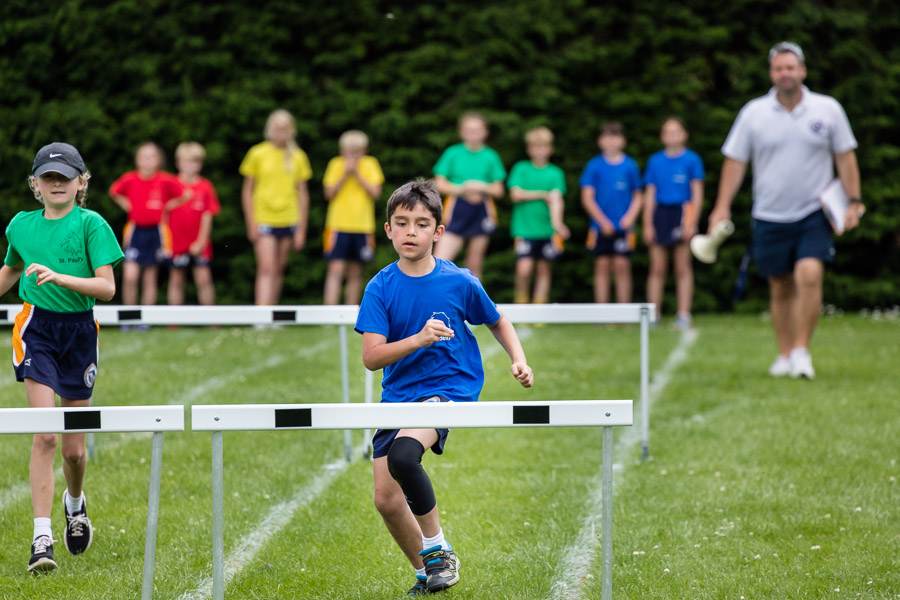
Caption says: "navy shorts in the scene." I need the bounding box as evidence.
[753,210,834,278]
[324,231,375,263]
[124,223,170,266]
[258,225,296,238]
[12,304,99,401]
[444,196,497,238]
[587,228,635,257]
[515,237,561,261]
[372,396,452,459]
[170,253,211,269]
[652,203,692,247]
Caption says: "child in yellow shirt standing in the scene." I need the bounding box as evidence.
[322,131,384,305]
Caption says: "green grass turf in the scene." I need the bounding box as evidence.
[0,315,896,599]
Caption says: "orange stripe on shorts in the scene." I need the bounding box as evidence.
[12,303,34,367]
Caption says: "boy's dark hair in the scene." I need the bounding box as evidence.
[598,121,625,137]
[386,179,443,225]
[662,115,688,132]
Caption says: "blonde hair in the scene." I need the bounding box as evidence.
[458,111,488,129]
[175,141,206,162]
[525,126,554,145]
[339,130,369,152]
[264,109,300,172]
[29,171,92,207]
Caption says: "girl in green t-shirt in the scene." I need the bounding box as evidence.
[0,143,124,573]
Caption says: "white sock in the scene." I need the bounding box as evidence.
[33,517,52,541]
[790,347,810,360]
[65,490,84,515]
[415,567,426,577]
[422,528,450,552]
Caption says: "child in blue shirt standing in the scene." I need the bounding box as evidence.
[355,179,533,595]
[579,122,643,303]
[643,117,705,329]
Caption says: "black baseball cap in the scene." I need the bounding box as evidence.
[32,142,86,179]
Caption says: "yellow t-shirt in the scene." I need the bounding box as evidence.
[239,141,313,227]
[322,155,385,233]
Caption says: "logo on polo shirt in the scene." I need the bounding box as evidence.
[430,312,452,341]
[809,120,824,134]
[84,363,97,388]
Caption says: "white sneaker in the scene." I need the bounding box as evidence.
[768,355,792,377]
[790,349,815,380]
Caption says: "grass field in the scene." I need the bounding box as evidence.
[0,314,897,599]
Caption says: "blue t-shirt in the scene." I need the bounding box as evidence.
[643,149,705,206]
[579,154,642,232]
[355,258,501,404]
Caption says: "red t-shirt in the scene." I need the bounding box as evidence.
[109,171,184,226]
[168,177,220,258]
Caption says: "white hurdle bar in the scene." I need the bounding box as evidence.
[0,406,184,600]
[1,302,656,460]
[192,400,631,600]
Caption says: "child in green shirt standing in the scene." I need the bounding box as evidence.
[507,127,570,303]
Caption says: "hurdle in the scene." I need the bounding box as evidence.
[0,405,184,600]
[192,400,632,600]
[1,302,656,460]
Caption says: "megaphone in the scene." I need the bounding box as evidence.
[690,219,735,264]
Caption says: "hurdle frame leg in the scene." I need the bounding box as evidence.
[212,430,225,600]
[339,325,352,462]
[363,368,373,458]
[640,306,650,461]
[601,426,614,600]
[141,431,165,600]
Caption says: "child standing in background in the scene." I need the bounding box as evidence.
[579,122,643,303]
[0,143,123,573]
[322,130,384,305]
[507,126,570,304]
[643,117,705,329]
[432,112,506,280]
[240,109,312,305]
[168,142,220,306]
[110,142,188,313]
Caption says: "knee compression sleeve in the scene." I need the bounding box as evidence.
[386,437,436,516]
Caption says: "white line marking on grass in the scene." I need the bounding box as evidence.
[548,328,698,600]
[176,448,363,600]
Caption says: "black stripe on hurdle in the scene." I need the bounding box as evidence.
[64,411,101,431]
[0,309,7,321]
[513,405,550,425]
[118,309,142,321]
[275,408,312,428]
[273,310,296,322]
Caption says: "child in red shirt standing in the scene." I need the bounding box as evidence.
[109,142,188,316]
[167,142,220,306]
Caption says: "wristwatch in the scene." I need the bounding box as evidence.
[849,198,865,217]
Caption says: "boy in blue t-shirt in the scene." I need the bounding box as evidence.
[355,179,533,595]
[579,121,643,303]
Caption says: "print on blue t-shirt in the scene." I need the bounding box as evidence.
[355,258,501,404]
[579,155,642,232]
[644,149,705,206]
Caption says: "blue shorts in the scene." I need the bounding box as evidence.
[372,396,452,459]
[652,203,692,247]
[324,231,375,263]
[753,210,834,278]
[443,196,497,238]
[587,228,635,257]
[124,223,170,266]
[258,225,296,239]
[514,237,562,261]
[169,253,211,269]
[12,304,99,401]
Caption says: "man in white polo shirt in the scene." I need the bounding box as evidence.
[709,41,864,379]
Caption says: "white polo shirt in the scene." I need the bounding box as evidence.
[722,85,857,223]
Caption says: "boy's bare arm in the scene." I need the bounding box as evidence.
[509,187,549,203]
[433,175,459,197]
[362,319,455,371]
[642,186,656,245]
[688,179,704,237]
[0,264,23,296]
[581,187,614,233]
[619,189,643,230]
[111,194,131,213]
[487,314,533,388]
[191,212,214,255]
[25,263,116,302]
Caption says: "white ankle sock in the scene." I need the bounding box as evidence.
[415,567,426,577]
[33,517,52,541]
[65,490,84,515]
[422,528,450,551]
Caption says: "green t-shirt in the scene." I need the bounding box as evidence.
[4,206,124,312]
[432,143,506,185]
[507,160,567,239]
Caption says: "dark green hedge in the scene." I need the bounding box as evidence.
[1,0,897,311]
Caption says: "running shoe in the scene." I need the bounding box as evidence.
[790,349,815,380]
[407,574,429,595]
[28,535,57,573]
[62,490,93,555]
[420,545,459,592]
[768,355,792,377]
